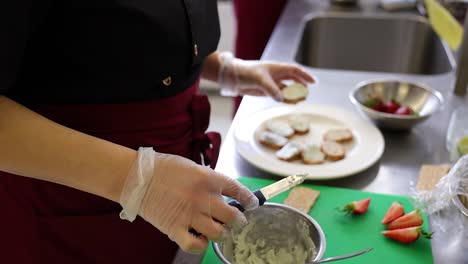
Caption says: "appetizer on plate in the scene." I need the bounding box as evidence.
[289,114,310,134]
[301,145,325,164]
[323,128,354,143]
[321,140,346,161]
[259,131,288,149]
[276,142,303,161]
[265,120,295,138]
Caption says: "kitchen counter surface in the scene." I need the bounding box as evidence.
[214,0,468,263]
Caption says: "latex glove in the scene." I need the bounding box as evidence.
[218,51,315,101]
[119,147,258,253]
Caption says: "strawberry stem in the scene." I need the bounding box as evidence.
[336,204,353,214]
[420,230,433,239]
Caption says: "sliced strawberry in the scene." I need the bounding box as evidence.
[382,201,405,224]
[387,209,423,230]
[338,198,371,215]
[382,226,432,243]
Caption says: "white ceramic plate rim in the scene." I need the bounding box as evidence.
[234,104,385,180]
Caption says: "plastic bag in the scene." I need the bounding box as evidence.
[412,155,468,236]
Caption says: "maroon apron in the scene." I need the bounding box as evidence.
[0,79,221,263]
[232,0,287,115]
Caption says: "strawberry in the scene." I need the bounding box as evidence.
[387,209,423,230]
[364,97,384,112]
[383,100,400,114]
[381,201,405,224]
[395,106,414,115]
[382,226,432,243]
[338,198,371,215]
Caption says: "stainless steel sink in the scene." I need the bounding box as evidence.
[295,13,454,75]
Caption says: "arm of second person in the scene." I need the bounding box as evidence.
[200,51,315,100]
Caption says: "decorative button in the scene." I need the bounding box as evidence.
[162,76,172,86]
[194,44,198,56]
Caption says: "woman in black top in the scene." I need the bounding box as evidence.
[0,1,314,263]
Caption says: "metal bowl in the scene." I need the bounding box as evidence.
[453,194,468,218]
[349,80,444,130]
[213,203,326,264]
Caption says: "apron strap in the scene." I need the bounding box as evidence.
[190,94,221,168]
[202,131,221,168]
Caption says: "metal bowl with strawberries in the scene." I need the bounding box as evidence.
[349,80,444,130]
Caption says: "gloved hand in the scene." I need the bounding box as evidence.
[218,51,315,101]
[119,147,259,253]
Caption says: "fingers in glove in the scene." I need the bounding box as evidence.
[191,213,227,241]
[171,228,209,254]
[240,87,268,96]
[258,76,284,102]
[209,196,248,227]
[275,73,311,88]
[278,82,287,90]
[284,65,315,83]
[214,173,259,211]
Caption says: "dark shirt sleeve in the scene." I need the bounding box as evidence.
[0,1,42,94]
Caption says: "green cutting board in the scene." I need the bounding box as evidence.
[202,177,433,264]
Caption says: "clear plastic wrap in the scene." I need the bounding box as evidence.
[412,155,468,237]
[446,108,468,162]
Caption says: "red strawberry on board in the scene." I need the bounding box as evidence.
[387,209,423,230]
[383,100,400,114]
[382,226,432,243]
[382,201,405,224]
[338,198,371,215]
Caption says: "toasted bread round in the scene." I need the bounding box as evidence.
[321,141,345,161]
[302,145,325,164]
[276,142,302,161]
[259,131,288,149]
[282,83,308,104]
[265,120,294,138]
[323,129,353,143]
[289,114,310,134]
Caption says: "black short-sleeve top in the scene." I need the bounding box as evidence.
[0,0,220,105]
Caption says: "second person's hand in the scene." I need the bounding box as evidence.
[218,51,315,101]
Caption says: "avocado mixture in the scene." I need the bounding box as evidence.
[225,207,316,264]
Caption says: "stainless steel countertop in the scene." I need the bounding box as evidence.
[214,0,468,263]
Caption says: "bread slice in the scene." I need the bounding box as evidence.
[276,142,302,161]
[321,141,345,161]
[258,131,288,149]
[323,129,353,143]
[265,120,294,138]
[289,114,310,134]
[284,187,321,213]
[282,83,308,104]
[302,145,325,164]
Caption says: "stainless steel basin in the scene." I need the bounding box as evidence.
[295,13,454,75]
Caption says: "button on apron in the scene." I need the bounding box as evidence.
[162,76,172,86]
[194,44,198,56]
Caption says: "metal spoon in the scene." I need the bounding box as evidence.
[308,248,373,264]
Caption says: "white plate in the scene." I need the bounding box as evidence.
[234,104,385,180]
